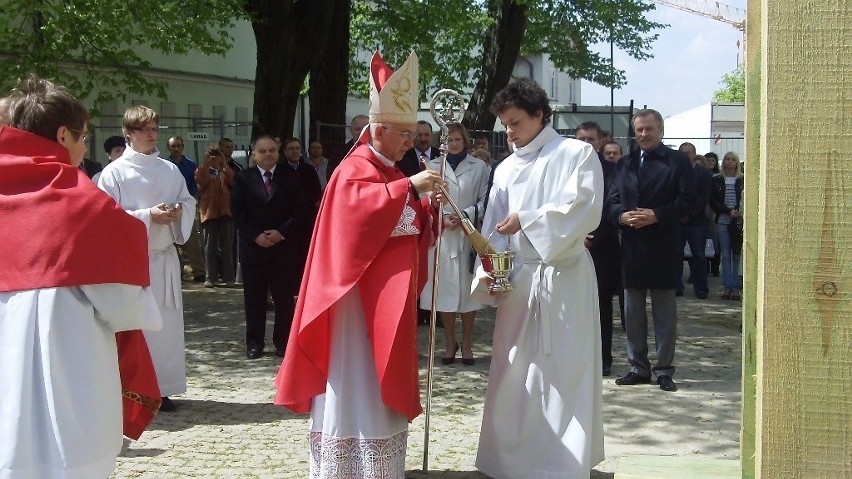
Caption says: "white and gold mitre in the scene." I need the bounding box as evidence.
[368,51,419,125]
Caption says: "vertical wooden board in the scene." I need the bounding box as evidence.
[741,1,762,478]
[756,1,852,478]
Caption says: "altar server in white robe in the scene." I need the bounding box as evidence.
[471,78,605,479]
[0,76,162,479]
[99,105,196,410]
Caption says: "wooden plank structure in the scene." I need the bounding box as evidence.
[746,0,852,478]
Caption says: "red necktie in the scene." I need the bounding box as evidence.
[263,170,272,195]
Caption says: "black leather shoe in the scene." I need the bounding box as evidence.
[246,347,263,359]
[602,366,612,377]
[615,372,652,385]
[159,396,176,412]
[275,349,285,358]
[657,375,678,392]
[441,342,458,365]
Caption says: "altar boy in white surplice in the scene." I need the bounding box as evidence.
[471,78,605,479]
[99,105,196,412]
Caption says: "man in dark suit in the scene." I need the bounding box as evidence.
[281,137,322,268]
[231,135,307,359]
[326,115,368,181]
[399,120,439,177]
[605,109,695,392]
[577,121,623,377]
[676,142,713,299]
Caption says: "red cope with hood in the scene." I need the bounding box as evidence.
[0,125,160,439]
[275,53,436,422]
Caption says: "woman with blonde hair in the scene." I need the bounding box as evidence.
[710,151,744,299]
[420,122,491,366]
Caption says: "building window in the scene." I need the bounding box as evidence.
[100,100,119,128]
[236,107,249,135]
[160,101,176,121]
[187,104,202,119]
[550,70,559,100]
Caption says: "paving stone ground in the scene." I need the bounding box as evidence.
[112,273,742,478]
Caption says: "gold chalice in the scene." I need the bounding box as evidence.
[481,250,515,293]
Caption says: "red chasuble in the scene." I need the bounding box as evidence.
[275,143,435,421]
[0,125,160,439]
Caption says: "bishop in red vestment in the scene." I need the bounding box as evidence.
[275,52,442,479]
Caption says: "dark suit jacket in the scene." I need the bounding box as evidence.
[399,146,439,177]
[588,157,621,289]
[231,165,307,266]
[80,158,103,178]
[284,159,323,265]
[605,144,695,289]
[283,159,322,214]
[683,163,713,225]
[326,139,355,181]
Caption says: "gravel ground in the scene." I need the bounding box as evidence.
[112,273,741,478]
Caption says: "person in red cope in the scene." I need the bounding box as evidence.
[0,76,162,479]
[275,52,443,479]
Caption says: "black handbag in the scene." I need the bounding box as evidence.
[728,219,743,254]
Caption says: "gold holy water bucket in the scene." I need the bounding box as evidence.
[481,251,515,293]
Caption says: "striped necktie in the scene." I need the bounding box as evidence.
[263,170,272,195]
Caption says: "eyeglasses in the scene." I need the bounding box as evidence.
[68,127,89,142]
[381,125,416,140]
[131,126,159,134]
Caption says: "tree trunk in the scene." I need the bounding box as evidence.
[247,0,334,141]
[308,0,351,147]
[463,0,527,131]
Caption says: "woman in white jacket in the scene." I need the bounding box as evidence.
[420,123,491,365]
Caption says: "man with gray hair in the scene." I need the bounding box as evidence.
[606,108,695,392]
[275,52,442,478]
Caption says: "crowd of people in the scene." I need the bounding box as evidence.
[1,54,745,478]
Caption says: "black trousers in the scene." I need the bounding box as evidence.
[241,262,300,353]
[598,285,624,369]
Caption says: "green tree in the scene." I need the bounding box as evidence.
[351,0,663,130]
[0,0,239,110]
[713,67,745,103]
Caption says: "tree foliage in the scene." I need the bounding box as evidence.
[351,0,664,128]
[713,67,745,103]
[350,0,491,99]
[0,0,241,111]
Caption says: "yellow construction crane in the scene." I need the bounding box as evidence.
[652,0,746,31]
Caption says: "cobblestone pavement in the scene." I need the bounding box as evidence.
[112,274,742,478]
